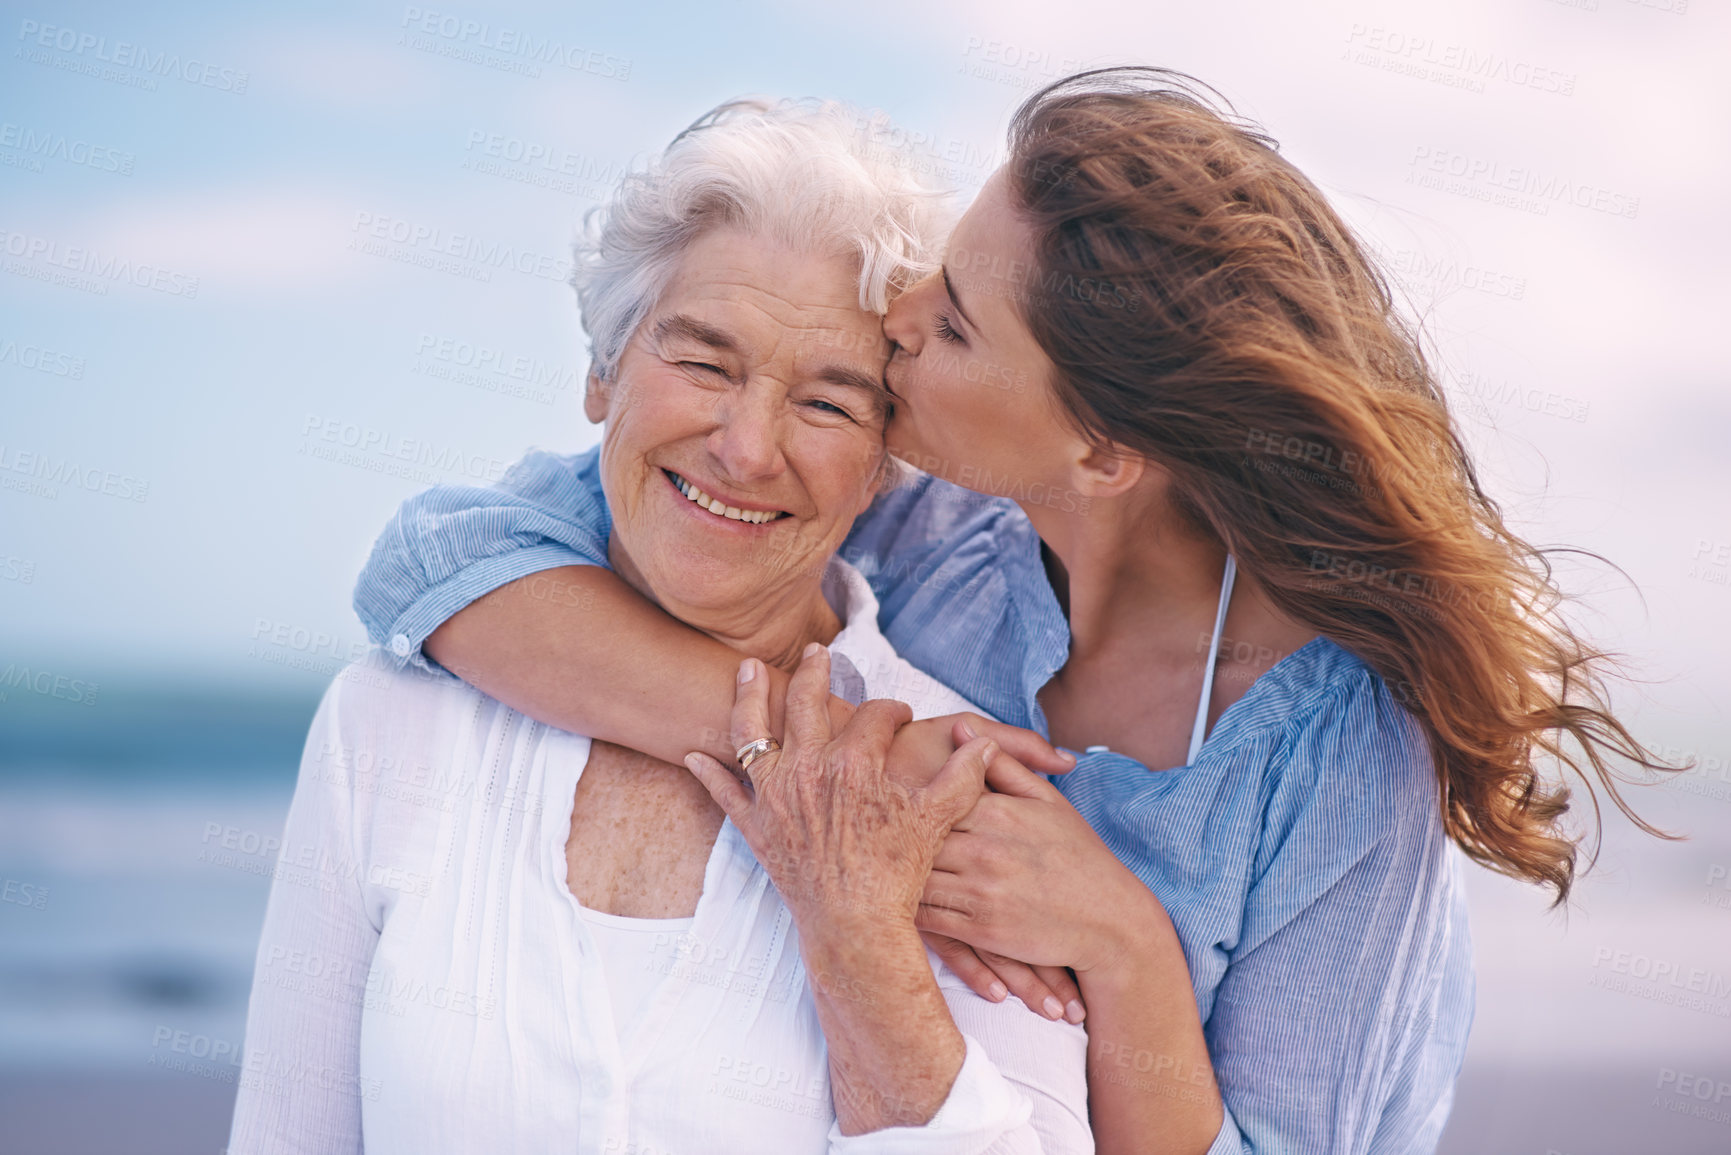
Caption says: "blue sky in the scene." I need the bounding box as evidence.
[3,0,1727,753]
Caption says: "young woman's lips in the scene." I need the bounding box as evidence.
[662,468,790,529]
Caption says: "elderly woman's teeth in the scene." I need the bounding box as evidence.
[668,471,784,524]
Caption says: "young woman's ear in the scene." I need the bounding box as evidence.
[1071,439,1148,500]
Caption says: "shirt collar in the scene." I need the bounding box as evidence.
[993,508,1071,738]
[822,556,897,706]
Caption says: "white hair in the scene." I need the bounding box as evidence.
[573,98,954,380]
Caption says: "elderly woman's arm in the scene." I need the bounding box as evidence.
[688,649,1092,1153]
[228,680,380,1155]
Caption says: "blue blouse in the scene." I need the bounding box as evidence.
[354,448,1475,1155]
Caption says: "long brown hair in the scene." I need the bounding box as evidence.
[1005,67,1673,901]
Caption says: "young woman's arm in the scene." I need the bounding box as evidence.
[917,691,1472,1155]
[920,758,1224,1155]
[426,565,1069,778]
[427,566,819,767]
[358,449,1071,775]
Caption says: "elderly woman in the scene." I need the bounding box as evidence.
[227,101,1091,1154]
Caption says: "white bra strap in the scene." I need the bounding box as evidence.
[1187,554,1237,765]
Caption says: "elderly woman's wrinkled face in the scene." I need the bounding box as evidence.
[588,228,892,621]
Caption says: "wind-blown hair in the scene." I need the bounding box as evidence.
[1005,67,1676,902]
[574,98,951,380]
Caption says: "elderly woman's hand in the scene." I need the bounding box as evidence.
[687,644,1042,1133]
[684,643,999,932]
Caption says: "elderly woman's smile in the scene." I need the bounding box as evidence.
[662,468,789,524]
[587,226,894,638]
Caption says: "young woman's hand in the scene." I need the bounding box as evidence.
[920,931,1087,1025]
[882,716,1088,1023]
[883,713,1076,789]
[916,727,1163,989]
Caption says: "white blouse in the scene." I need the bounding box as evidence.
[572,904,693,1044]
[228,560,1093,1155]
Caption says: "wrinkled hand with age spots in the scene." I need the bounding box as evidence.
[684,643,998,932]
[684,643,1007,1134]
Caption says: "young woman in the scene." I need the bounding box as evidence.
[353,70,1667,1153]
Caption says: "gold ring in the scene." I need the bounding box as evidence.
[735,737,780,772]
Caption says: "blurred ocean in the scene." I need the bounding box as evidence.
[0,684,313,1153]
[2,680,1727,1153]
